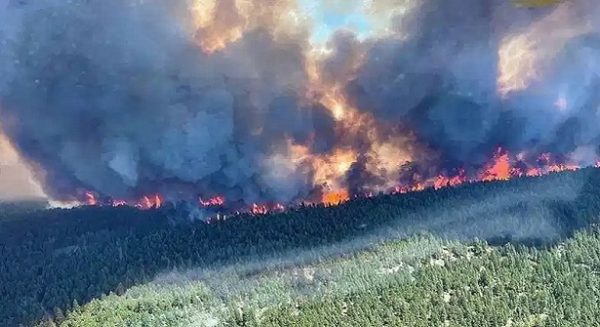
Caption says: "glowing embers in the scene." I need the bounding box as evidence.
[251,203,285,215]
[84,191,98,206]
[322,190,350,206]
[199,196,285,215]
[433,169,466,190]
[112,199,128,207]
[480,148,511,182]
[393,148,583,195]
[199,196,225,207]
[83,193,163,209]
[136,195,163,210]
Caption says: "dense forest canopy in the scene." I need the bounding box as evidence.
[2,168,600,326]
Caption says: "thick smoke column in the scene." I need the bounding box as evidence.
[0,0,599,206]
[0,0,334,204]
[343,0,600,166]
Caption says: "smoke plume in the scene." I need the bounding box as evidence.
[1,0,599,207]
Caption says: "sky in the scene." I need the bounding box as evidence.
[299,0,373,43]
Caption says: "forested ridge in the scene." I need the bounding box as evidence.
[2,168,600,326]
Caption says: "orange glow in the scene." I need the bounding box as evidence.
[135,194,163,210]
[76,146,595,217]
[84,191,98,206]
[31,0,597,218]
[142,196,152,208]
[547,164,579,173]
[481,149,511,182]
[189,0,301,54]
[394,183,427,194]
[248,203,286,215]
[190,0,244,53]
[390,147,587,197]
[433,170,466,190]
[200,196,225,207]
[497,34,539,97]
[273,203,286,212]
[322,190,350,206]
[311,148,358,192]
[251,203,269,215]
[497,3,588,97]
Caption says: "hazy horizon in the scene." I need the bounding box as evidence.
[0,131,45,201]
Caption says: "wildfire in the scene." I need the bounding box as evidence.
[73,146,596,220]
[433,170,466,190]
[273,203,286,212]
[189,0,303,53]
[480,149,511,182]
[497,33,540,97]
[526,168,542,177]
[136,194,163,210]
[112,199,128,207]
[390,147,586,196]
[6,0,600,227]
[190,0,244,53]
[250,203,268,215]
[199,196,226,207]
[322,190,350,206]
[84,191,98,206]
[249,202,286,215]
[42,0,598,219]
[311,148,358,191]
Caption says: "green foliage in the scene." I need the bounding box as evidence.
[2,168,600,326]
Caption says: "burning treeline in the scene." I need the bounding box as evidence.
[0,0,599,214]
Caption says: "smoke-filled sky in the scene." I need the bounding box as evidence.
[0,128,44,200]
[0,0,599,206]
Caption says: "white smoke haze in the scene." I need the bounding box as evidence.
[1,0,599,205]
[0,128,45,200]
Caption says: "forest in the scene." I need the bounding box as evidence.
[2,168,600,326]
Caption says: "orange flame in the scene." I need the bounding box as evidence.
[84,191,98,206]
[481,149,511,182]
[273,203,286,212]
[251,203,269,215]
[135,194,163,210]
[77,147,593,217]
[322,190,349,205]
[526,168,542,177]
[433,170,466,190]
[200,196,226,207]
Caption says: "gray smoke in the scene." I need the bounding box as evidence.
[1,0,600,204]
[0,0,334,203]
[343,0,600,165]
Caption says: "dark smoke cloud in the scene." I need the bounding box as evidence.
[2,0,600,204]
[342,0,600,165]
[0,0,334,203]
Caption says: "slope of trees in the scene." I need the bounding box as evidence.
[34,229,600,327]
[2,168,600,326]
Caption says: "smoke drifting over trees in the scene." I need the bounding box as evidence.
[1,0,599,205]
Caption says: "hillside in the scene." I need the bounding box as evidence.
[2,168,600,326]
